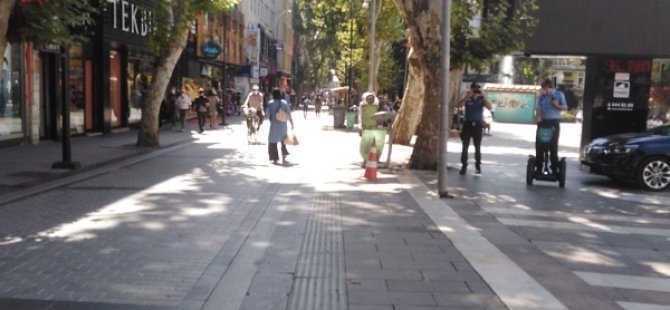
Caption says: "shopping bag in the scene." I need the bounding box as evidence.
[284,131,299,145]
[276,109,289,122]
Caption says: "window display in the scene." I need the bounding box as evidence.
[0,43,23,140]
[69,44,85,133]
[649,59,670,129]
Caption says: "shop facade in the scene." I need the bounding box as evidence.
[0,42,25,143]
[523,0,670,150]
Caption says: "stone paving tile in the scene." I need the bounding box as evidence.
[349,305,394,310]
[346,279,388,292]
[386,280,471,293]
[433,293,506,308]
[347,290,437,306]
[380,258,455,271]
[346,268,424,281]
[394,307,489,310]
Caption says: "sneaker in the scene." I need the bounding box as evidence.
[459,165,467,175]
[475,165,481,174]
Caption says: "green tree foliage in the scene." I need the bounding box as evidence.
[151,0,237,57]
[295,0,405,95]
[296,0,354,90]
[513,56,553,85]
[7,0,98,47]
[391,0,538,170]
[450,0,537,71]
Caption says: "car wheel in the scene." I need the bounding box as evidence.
[637,157,670,191]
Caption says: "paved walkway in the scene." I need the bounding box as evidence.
[1,112,668,310]
[0,112,514,310]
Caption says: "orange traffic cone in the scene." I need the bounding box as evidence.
[364,138,378,181]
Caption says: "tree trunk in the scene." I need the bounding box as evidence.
[373,39,382,92]
[448,67,464,125]
[391,47,423,145]
[408,54,441,170]
[136,9,190,147]
[391,0,448,169]
[0,0,17,73]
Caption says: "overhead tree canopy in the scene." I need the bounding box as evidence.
[7,0,97,46]
[391,0,538,169]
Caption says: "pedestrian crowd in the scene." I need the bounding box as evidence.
[160,82,242,133]
[159,82,300,166]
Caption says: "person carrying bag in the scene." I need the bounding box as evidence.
[266,88,295,164]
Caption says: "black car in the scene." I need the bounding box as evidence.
[581,125,670,191]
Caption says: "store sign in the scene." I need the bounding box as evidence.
[485,91,537,124]
[613,73,631,98]
[109,0,152,37]
[201,40,222,59]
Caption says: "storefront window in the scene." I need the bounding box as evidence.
[649,59,670,129]
[69,44,85,133]
[0,43,23,140]
[109,50,122,127]
[127,60,151,124]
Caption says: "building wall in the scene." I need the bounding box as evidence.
[525,0,670,57]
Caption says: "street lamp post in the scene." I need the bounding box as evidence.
[363,0,376,93]
[347,0,354,107]
[438,0,452,198]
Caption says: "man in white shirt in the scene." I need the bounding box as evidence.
[175,88,192,132]
[243,85,264,130]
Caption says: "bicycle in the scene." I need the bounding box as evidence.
[246,107,260,144]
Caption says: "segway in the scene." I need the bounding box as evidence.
[526,124,566,188]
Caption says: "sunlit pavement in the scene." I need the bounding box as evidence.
[0,110,502,310]
[0,112,669,310]
[424,120,670,310]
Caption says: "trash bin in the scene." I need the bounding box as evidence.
[346,111,356,128]
[360,128,386,162]
[332,105,346,128]
[360,104,379,129]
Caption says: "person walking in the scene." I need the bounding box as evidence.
[267,88,294,165]
[193,88,209,133]
[457,82,492,175]
[233,91,242,116]
[535,78,568,175]
[175,88,192,132]
[243,85,264,130]
[161,86,178,129]
[207,88,220,129]
[302,95,311,118]
[314,95,323,117]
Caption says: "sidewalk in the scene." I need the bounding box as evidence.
[0,112,522,310]
[1,114,668,310]
[0,122,202,197]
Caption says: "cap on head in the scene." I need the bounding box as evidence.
[470,82,481,89]
[252,85,260,90]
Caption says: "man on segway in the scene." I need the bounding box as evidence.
[535,78,568,176]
